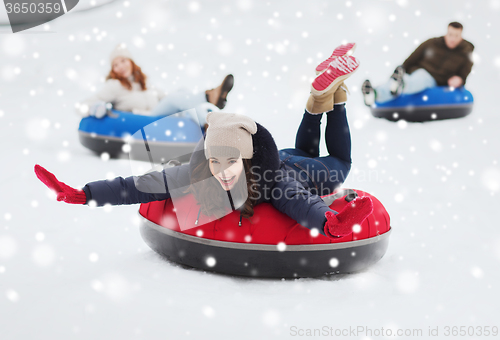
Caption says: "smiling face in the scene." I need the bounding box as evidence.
[444,26,463,49]
[111,57,133,78]
[208,156,244,191]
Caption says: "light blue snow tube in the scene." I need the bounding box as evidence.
[370,86,474,122]
[78,110,203,163]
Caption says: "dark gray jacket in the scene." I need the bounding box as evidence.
[83,123,334,234]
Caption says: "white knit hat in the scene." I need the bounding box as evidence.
[204,112,258,159]
[109,44,133,64]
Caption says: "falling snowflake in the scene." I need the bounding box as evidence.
[262,309,281,326]
[309,228,319,237]
[397,270,419,293]
[429,139,442,152]
[202,305,215,318]
[395,193,404,202]
[471,267,484,279]
[481,167,500,192]
[277,242,286,252]
[6,289,19,302]
[89,253,99,262]
[0,236,17,259]
[32,245,56,267]
[206,256,216,267]
[329,258,339,268]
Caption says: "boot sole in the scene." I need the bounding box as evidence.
[311,57,360,96]
[315,43,357,75]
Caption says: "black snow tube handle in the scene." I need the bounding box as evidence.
[321,189,358,206]
[166,160,182,167]
[106,110,119,118]
[344,190,358,202]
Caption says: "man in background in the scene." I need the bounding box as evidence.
[362,22,474,105]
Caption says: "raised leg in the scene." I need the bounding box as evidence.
[374,68,438,103]
[401,69,437,94]
[294,110,323,158]
[325,104,351,164]
[150,89,207,116]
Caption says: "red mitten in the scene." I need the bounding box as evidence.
[324,196,373,238]
[34,165,87,204]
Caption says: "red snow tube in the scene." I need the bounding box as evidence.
[138,189,391,278]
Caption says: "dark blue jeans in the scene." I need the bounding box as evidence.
[279,104,352,196]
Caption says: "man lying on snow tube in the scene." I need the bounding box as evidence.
[362,22,474,122]
[35,44,391,278]
[368,86,473,122]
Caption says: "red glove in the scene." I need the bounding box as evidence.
[34,165,87,204]
[324,196,373,238]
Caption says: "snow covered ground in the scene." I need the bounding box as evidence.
[1,0,499,339]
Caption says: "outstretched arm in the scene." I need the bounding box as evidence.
[83,172,170,206]
[35,163,191,207]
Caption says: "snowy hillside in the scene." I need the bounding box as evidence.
[1,0,499,339]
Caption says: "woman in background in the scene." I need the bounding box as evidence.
[77,44,234,128]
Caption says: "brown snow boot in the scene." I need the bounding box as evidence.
[306,82,342,114]
[333,82,349,105]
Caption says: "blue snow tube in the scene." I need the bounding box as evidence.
[78,110,203,162]
[370,86,474,122]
